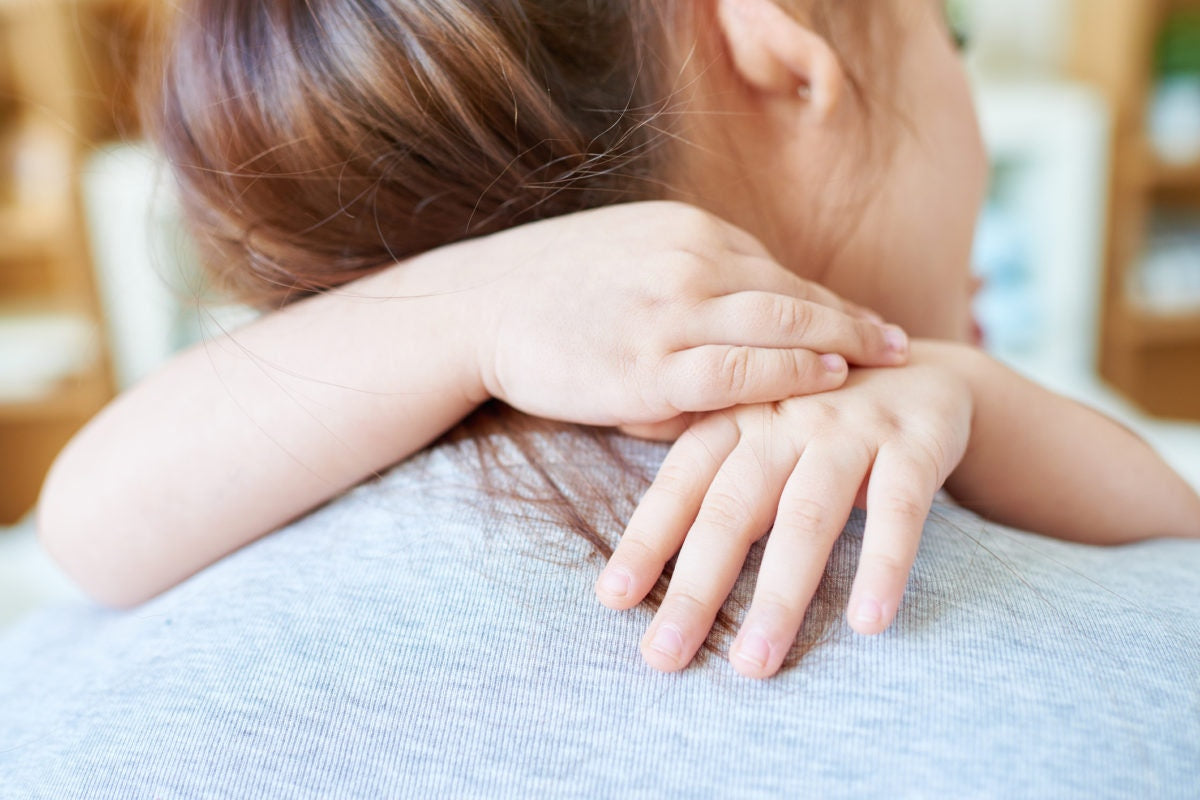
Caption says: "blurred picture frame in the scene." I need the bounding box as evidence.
[972,82,1111,381]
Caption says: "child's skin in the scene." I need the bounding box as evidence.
[38,203,906,607]
[588,0,1200,678]
[39,0,1200,681]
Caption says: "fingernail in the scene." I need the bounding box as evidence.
[597,568,631,599]
[853,598,883,626]
[821,354,845,372]
[648,625,684,661]
[884,326,908,355]
[735,633,771,670]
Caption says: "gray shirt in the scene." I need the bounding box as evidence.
[2,426,1198,798]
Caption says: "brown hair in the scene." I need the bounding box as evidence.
[147,0,689,307]
[145,0,872,665]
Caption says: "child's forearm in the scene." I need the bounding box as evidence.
[38,242,491,608]
[40,203,908,609]
[933,342,1200,543]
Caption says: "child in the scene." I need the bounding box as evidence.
[40,0,1199,682]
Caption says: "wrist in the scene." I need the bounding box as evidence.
[368,241,495,406]
[909,338,992,392]
[907,338,983,368]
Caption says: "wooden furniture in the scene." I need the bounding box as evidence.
[0,0,150,524]
[1071,0,1200,419]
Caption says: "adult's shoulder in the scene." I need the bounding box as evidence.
[1,414,1197,797]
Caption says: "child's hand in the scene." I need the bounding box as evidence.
[595,350,973,678]
[474,201,908,426]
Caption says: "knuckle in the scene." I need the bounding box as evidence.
[650,461,699,500]
[751,590,802,621]
[891,443,938,478]
[696,488,756,535]
[662,584,716,619]
[656,252,707,290]
[663,205,724,253]
[911,433,951,473]
[789,350,828,390]
[804,399,841,430]
[777,496,834,536]
[861,551,910,581]
[614,532,668,567]
[773,297,812,337]
[879,493,928,524]
[718,348,753,398]
[872,409,904,435]
[671,201,716,230]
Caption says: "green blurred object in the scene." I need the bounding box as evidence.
[945,0,970,50]
[1157,11,1200,76]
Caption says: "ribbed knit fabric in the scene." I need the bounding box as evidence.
[1,428,1197,798]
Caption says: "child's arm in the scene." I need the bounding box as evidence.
[940,343,1200,543]
[38,202,907,608]
[596,340,1200,678]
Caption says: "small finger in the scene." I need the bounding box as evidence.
[848,445,940,636]
[683,291,908,366]
[597,415,738,609]
[659,346,849,412]
[617,415,695,442]
[641,438,796,672]
[715,254,862,316]
[729,441,869,678]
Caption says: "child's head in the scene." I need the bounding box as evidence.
[153,0,985,339]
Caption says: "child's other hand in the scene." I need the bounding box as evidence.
[474,201,908,426]
[595,353,973,678]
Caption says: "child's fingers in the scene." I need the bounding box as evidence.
[640,440,795,673]
[659,345,848,412]
[616,416,693,442]
[683,291,907,367]
[847,444,940,636]
[718,253,883,322]
[596,417,738,610]
[729,441,870,679]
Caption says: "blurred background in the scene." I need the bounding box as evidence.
[2,0,1200,628]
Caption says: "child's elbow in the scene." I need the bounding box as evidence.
[36,467,152,610]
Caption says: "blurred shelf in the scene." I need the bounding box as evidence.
[0,0,143,523]
[1148,158,1200,189]
[1121,306,1200,342]
[0,0,148,10]
[0,308,102,408]
[0,205,67,260]
[1124,138,1200,189]
[1073,0,1200,421]
[0,368,108,422]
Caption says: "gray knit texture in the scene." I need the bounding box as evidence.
[1,427,1198,798]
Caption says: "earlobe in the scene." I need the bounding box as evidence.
[715,0,845,119]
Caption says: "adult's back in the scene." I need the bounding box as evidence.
[2,422,1197,798]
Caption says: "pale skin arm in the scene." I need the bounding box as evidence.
[941,343,1200,544]
[39,246,486,609]
[38,202,908,609]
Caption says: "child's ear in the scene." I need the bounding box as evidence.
[715,0,845,119]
